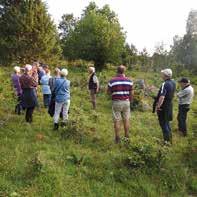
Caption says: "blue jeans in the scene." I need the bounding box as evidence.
[177,104,190,136]
[158,113,172,142]
[43,94,51,108]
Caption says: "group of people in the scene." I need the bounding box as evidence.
[11,63,194,144]
[11,62,70,130]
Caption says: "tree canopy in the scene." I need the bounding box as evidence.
[60,2,125,69]
[0,0,62,65]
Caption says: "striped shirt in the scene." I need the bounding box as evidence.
[108,74,133,100]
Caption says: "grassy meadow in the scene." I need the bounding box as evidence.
[0,66,196,197]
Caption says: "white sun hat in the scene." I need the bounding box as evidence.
[161,68,172,77]
[61,68,68,77]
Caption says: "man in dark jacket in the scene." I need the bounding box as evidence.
[88,66,99,110]
[155,69,176,144]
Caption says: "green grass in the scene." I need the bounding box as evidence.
[0,66,196,196]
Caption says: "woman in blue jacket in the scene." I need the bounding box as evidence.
[40,67,51,108]
[53,69,70,130]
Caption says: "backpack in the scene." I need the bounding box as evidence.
[48,80,65,117]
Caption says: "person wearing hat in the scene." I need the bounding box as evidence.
[155,69,176,144]
[88,66,99,110]
[19,64,38,123]
[11,66,23,115]
[177,78,194,136]
[53,68,70,130]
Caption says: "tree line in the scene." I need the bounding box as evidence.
[0,0,196,74]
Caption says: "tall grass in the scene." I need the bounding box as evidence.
[0,66,196,196]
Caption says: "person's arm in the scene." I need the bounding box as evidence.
[156,96,165,111]
[107,81,112,95]
[156,82,166,111]
[93,75,99,93]
[129,89,134,102]
[177,89,188,98]
[107,86,111,95]
[96,81,99,93]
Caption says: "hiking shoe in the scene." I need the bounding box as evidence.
[53,123,59,130]
[60,122,66,128]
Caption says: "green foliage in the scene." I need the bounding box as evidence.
[0,0,62,65]
[0,66,196,196]
[60,2,125,69]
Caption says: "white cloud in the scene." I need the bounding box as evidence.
[45,0,197,53]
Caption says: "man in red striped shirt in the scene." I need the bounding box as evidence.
[107,65,133,143]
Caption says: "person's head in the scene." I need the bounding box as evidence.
[25,64,33,75]
[161,69,172,80]
[88,66,95,74]
[43,64,49,73]
[60,68,68,78]
[178,77,190,89]
[14,66,20,74]
[117,65,126,75]
[32,61,40,68]
[54,67,61,76]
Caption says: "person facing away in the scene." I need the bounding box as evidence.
[53,69,70,130]
[88,66,99,110]
[11,66,23,115]
[20,64,38,123]
[49,67,61,93]
[32,61,45,84]
[107,65,133,143]
[155,69,176,144]
[177,78,194,137]
[40,65,52,108]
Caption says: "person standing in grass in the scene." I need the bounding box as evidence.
[49,67,61,93]
[107,65,133,143]
[20,64,38,123]
[53,69,70,130]
[32,61,45,84]
[177,78,194,137]
[40,65,52,108]
[11,66,23,115]
[155,69,176,144]
[88,66,99,110]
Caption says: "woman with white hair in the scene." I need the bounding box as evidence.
[88,66,99,109]
[19,64,38,123]
[53,68,70,130]
[11,66,22,114]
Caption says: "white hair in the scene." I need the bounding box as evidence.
[89,66,95,73]
[161,68,172,77]
[14,66,20,73]
[25,64,32,71]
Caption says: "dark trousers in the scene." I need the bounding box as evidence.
[158,113,172,142]
[15,96,23,115]
[177,104,190,136]
[43,94,51,108]
[25,107,35,123]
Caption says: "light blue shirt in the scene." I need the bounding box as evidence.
[54,77,70,103]
[40,75,51,95]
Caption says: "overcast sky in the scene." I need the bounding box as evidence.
[46,0,197,53]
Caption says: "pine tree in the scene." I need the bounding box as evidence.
[0,0,62,65]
